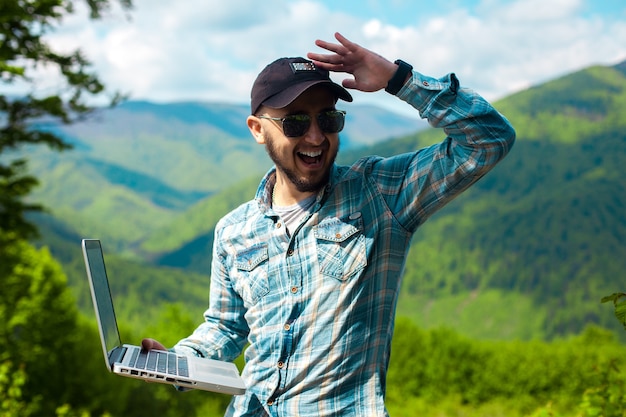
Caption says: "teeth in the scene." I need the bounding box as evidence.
[299,150,322,157]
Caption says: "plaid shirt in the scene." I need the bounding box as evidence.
[174,71,515,416]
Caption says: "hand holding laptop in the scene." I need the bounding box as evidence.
[82,239,246,395]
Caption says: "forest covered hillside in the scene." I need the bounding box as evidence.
[30,60,626,342]
[22,100,423,252]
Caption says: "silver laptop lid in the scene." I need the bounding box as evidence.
[82,239,123,367]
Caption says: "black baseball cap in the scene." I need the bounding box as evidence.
[250,57,353,115]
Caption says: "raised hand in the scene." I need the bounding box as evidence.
[307,32,398,93]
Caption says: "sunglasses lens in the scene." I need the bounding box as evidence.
[318,111,345,134]
[279,111,346,137]
[282,114,311,137]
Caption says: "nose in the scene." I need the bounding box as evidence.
[302,116,326,145]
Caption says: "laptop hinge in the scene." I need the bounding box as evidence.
[109,346,127,369]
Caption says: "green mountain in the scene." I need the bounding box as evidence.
[29,60,626,342]
[362,61,626,339]
[22,100,423,251]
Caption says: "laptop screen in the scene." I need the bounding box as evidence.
[83,239,122,357]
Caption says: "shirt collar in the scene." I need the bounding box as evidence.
[254,165,337,214]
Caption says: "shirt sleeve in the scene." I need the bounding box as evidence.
[371,70,516,232]
[172,223,249,362]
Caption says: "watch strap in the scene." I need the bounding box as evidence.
[385,59,413,95]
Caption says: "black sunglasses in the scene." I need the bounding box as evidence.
[258,110,346,138]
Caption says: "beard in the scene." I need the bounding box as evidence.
[264,131,339,193]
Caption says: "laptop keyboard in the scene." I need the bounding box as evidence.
[129,348,189,377]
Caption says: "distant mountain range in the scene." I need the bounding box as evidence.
[24,100,426,250]
[25,60,626,341]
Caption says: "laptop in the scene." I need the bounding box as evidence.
[81,238,246,395]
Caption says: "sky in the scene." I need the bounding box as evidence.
[14,0,626,118]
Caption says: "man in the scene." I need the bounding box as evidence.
[143,32,515,416]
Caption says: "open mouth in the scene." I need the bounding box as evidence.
[297,150,323,166]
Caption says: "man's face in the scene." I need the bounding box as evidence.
[258,85,340,193]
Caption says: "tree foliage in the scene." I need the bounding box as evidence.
[0,231,221,416]
[0,231,81,414]
[2,234,624,417]
[602,293,626,331]
[386,318,626,417]
[0,0,131,239]
[0,361,33,417]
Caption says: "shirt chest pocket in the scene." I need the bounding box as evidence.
[314,215,367,281]
[233,245,270,306]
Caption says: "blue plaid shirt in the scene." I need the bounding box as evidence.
[173,71,515,416]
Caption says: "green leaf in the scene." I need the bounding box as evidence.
[614,299,626,330]
[0,62,25,76]
[600,293,626,304]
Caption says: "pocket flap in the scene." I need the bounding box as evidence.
[235,245,269,271]
[314,216,361,243]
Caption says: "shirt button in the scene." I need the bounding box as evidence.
[290,286,298,294]
[422,80,430,86]
[287,249,294,256]
[267,400,274,406]
[276,222,282,229]
[277,361,284,369]
[335,233,342,239]
[284,323,291,331]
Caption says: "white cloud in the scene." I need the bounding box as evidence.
[491,0,584,21]
[11,0,626,117]
[350,0,626,106]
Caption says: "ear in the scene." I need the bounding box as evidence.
[247,115,265,144]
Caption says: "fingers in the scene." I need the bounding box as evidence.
[311,32,351,56]
[308,32,395,92]
[141,338,167,351]
[141,338,153,350]
[307,49,343,69]
[307,32,359,70]
[312,39,343,57]
[341,78,359,90]
[333,32,359,53]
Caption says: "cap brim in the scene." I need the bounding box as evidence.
[262,80,353,109]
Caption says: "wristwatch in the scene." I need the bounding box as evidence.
[385,59,413,95]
